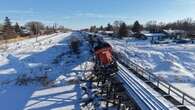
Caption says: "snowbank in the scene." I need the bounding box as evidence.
[106,38,195,98]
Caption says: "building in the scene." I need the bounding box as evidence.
[143,33,167,43]
[20,27,31,36]
[102,31,114,36]
[163,29,187,39]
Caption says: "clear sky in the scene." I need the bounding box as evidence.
[0,0,194,29]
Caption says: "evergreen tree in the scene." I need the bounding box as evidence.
[99,25,104,31]
[106,23,113,31]
[118,22,128,37]
[2,17,16,39]
[132,21,143,33]
[4,17,11,27]
[14,22,21,34]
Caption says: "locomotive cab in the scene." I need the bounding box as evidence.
[94,41,118,75]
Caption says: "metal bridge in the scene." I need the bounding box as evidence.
[116,54,195,110]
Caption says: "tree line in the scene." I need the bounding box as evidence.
[89,18,195,37]
[0,17,70,40]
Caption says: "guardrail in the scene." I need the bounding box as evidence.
[117,63,169,110]
[115,54,195,108]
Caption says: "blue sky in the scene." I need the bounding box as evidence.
[0,0,195,29]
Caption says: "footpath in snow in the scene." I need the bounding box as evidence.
[0,32,93,110]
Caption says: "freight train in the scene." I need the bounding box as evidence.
[87,33,118,76]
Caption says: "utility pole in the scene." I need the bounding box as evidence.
[36,23,38,42]
[125,39,128,54]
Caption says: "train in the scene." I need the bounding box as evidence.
[87,33,118,76]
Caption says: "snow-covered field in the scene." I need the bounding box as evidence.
[106,38,195,98]
[0,32,93,110]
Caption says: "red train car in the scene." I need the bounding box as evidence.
[94,41,118,75]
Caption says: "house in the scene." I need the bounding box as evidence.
[163,29,187,39]
[141,33,168,44]
[131,31,148,39]
[103,31,114,36]
[20,28,31,36]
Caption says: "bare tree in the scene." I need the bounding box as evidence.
[164,18,195,33]
[25,21,44,35]
[25,21,44,41]
[90,26,97,32]
[113,20,123,33]
[145,21,163,33]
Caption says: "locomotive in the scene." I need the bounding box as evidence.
[88,34,118,76]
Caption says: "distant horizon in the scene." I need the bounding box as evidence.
[0,0,195,29]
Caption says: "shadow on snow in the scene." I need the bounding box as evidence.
[0,32,91,110]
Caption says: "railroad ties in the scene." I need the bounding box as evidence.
[80,68,140,110]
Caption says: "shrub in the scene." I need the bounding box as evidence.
[69,37,80,54]
[15,74,51,86]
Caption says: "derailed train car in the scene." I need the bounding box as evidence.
[87,33,118,76]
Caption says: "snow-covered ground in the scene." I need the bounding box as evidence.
[0,32,93,110]
[105,38,195,98]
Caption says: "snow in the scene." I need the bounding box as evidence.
[0,32,93,110]
[143,33,166,37]
[163,29,186,35]
[104,31,114,34]
[105,37,195,100]
[1,30,194,109]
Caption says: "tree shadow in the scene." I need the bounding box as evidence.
[25,82,83,110]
